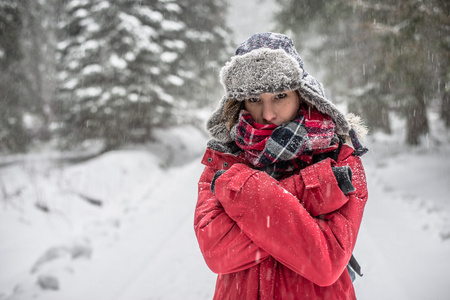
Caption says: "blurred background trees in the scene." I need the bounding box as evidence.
[1,0,232,152]
[55,0,231,150]
[0,0,448,153]
[275,0,449,145]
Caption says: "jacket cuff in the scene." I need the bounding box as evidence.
[332,166,356,194]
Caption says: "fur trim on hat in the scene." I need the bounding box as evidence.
[220,48,304,101]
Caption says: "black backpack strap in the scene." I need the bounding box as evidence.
[332,137,344,162]
[312,137,343,164]
[348,254,363,277]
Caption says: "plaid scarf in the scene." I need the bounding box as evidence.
[233,105,338,178]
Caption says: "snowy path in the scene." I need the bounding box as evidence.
[20,158,217,300]
[104,161,216,300]
[355,143,450,299]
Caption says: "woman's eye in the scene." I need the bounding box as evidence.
[275,93,287,99]
[248,97,260,103]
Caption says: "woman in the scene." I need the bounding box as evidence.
[194,32,368,299]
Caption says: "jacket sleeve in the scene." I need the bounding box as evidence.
[194,165,270,274]
[213,155,368,287]
[278,159,350,217]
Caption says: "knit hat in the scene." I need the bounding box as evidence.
[207,32,350,143]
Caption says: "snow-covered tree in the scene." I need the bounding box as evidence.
[55,0,232,150]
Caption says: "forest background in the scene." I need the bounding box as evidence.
[1,0,449,154]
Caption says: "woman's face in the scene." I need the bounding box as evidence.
[244,90,300,125]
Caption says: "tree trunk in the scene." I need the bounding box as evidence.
[406,91,429,145]
[441,90,450,128]
[361,99,391,134]
[20,0,58,140]
[349,96,391,134]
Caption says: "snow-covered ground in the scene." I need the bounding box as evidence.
[1,114,450,300]
[353,116,450,299]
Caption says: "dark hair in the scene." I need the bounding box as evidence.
[221,99,244,131]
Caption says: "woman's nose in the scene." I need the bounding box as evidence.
[262,103,276,123]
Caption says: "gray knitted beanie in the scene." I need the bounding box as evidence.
[207,32,350,143]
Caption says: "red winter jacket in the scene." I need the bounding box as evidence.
[194,143,368,300]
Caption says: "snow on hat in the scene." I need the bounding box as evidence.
[207,32,350,143]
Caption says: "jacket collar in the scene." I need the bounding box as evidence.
[201,146,247,171]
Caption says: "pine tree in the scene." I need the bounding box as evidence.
[56,0,170,150]
[55,0,232,150]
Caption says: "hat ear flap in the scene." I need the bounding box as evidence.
[206,96,233,143]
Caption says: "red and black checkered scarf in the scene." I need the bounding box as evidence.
[233,104,338,178]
